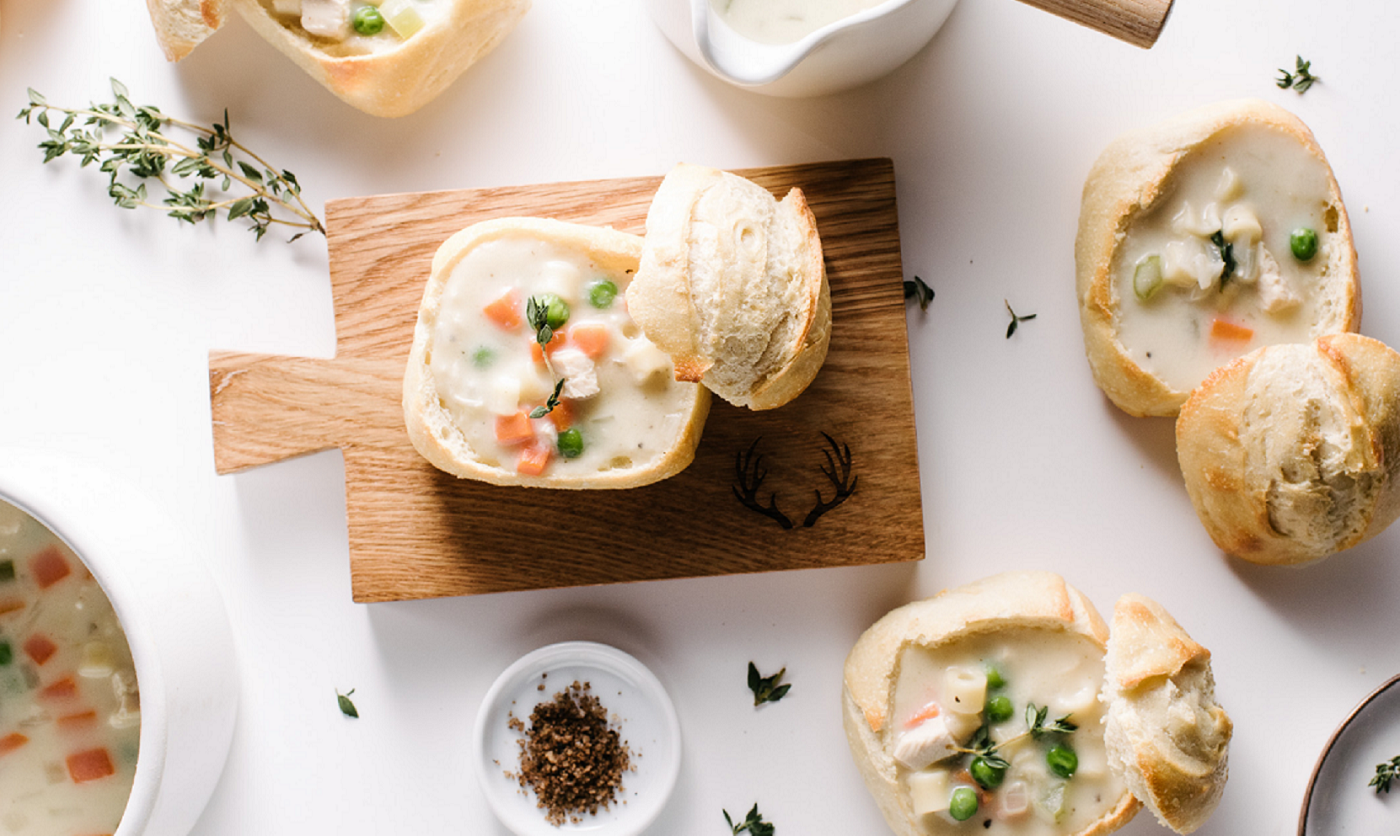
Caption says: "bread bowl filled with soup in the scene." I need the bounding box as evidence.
[0,451,238,836]
[842,572,1231,836]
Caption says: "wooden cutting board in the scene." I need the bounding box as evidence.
[209,159,924,602]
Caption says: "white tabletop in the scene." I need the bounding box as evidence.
[2,0,1399,834]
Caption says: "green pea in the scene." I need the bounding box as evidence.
[352,5,385,35]
[969,756,1006,790]
[588,279,618,309]
[948,787,979,821]
[984,665,1006,690]
[984,695,1013,723]
[471,347,495,368]
[540,294,570,330]
[1047,744,1078,779]
[0,559,13,582]
[557,429,584,459]
[0,641,11,666]
[1291,227,1318,261]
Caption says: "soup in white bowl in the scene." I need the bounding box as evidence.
[0,497,141,836]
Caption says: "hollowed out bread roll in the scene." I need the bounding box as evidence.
[626,163,831,410]
[1104,594,1231,834]
[841,572,1141,836]
[1175,333,1400,565]
[147,0,228,61]
[1076,99,1359,417]
[403,218,710,489]
[225,0,529,117]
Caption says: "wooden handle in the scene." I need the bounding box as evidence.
[1015,0,1174,48]
[209,351,406,475]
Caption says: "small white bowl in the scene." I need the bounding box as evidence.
[473,641,682,836]
[0,450,239,836]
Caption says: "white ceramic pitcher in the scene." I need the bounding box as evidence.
[648,0,1174,98]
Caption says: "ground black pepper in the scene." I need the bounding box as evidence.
[508,679,633,826]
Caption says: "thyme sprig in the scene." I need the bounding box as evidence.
[904,275,934,311]
[17,79,323,242]
[525,295,568,417]
[529,379,565,420]
[1211,230,1237,289]
[1004,300,1037,338]
[1371,755,1400,794]
[724,804,775,836]
[956,702,1076,766]
[747,662,791,706]
[1277,55,1319,93]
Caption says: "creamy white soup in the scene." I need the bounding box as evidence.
[711,0,887,44]
[1114,123,1340,394]
[0,499,139,836]
[891,630,1123,835]
[428,235,695,479]
[263,0,443,54]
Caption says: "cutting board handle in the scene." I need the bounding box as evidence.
[1015,0,1174,48]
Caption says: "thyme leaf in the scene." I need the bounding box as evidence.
[724,803,775,836]
[336,688,359,719]
[1276,55,1319,93]
[747,662,791,706]
[17,79,323,242]
[903,275,935,311]
[1372,755,1400,794]
[1210,230,1236,289]
[1005,300,1037,339]
[528,378,566,419]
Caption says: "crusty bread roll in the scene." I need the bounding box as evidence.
[1175,333,1400,565]
[626,163,831,411]
[147,0,228,61]
[1104,594,1231,834]
[404,217,710,489]
[842,572,1141,836]
[1076,99,1359,417]
[228,0,528,117]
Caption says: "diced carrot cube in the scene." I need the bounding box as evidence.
[58,711,98,730]
[1209,318,1254,342]
[0,597,24,617]
[529,330,567,364]
[547,399,574,432]
[0,732,28,756]
[23,634,57,665]
[495,412,535,446]
[483,289,522,331]
[516,443,553,476]
[29,545,71,589]
[67,747,115,783]
[568,323,611,359]
[40,677,78,701]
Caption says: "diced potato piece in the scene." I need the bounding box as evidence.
[272,0,302,15]
[379,0,425,37]
[79,642,114,678]
[1221,204,1262,244]
[536,260,583,304]
[908,769,952,816]
[622,338,673,383]
[1214,167,1244,202]
[485,375,521,416]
